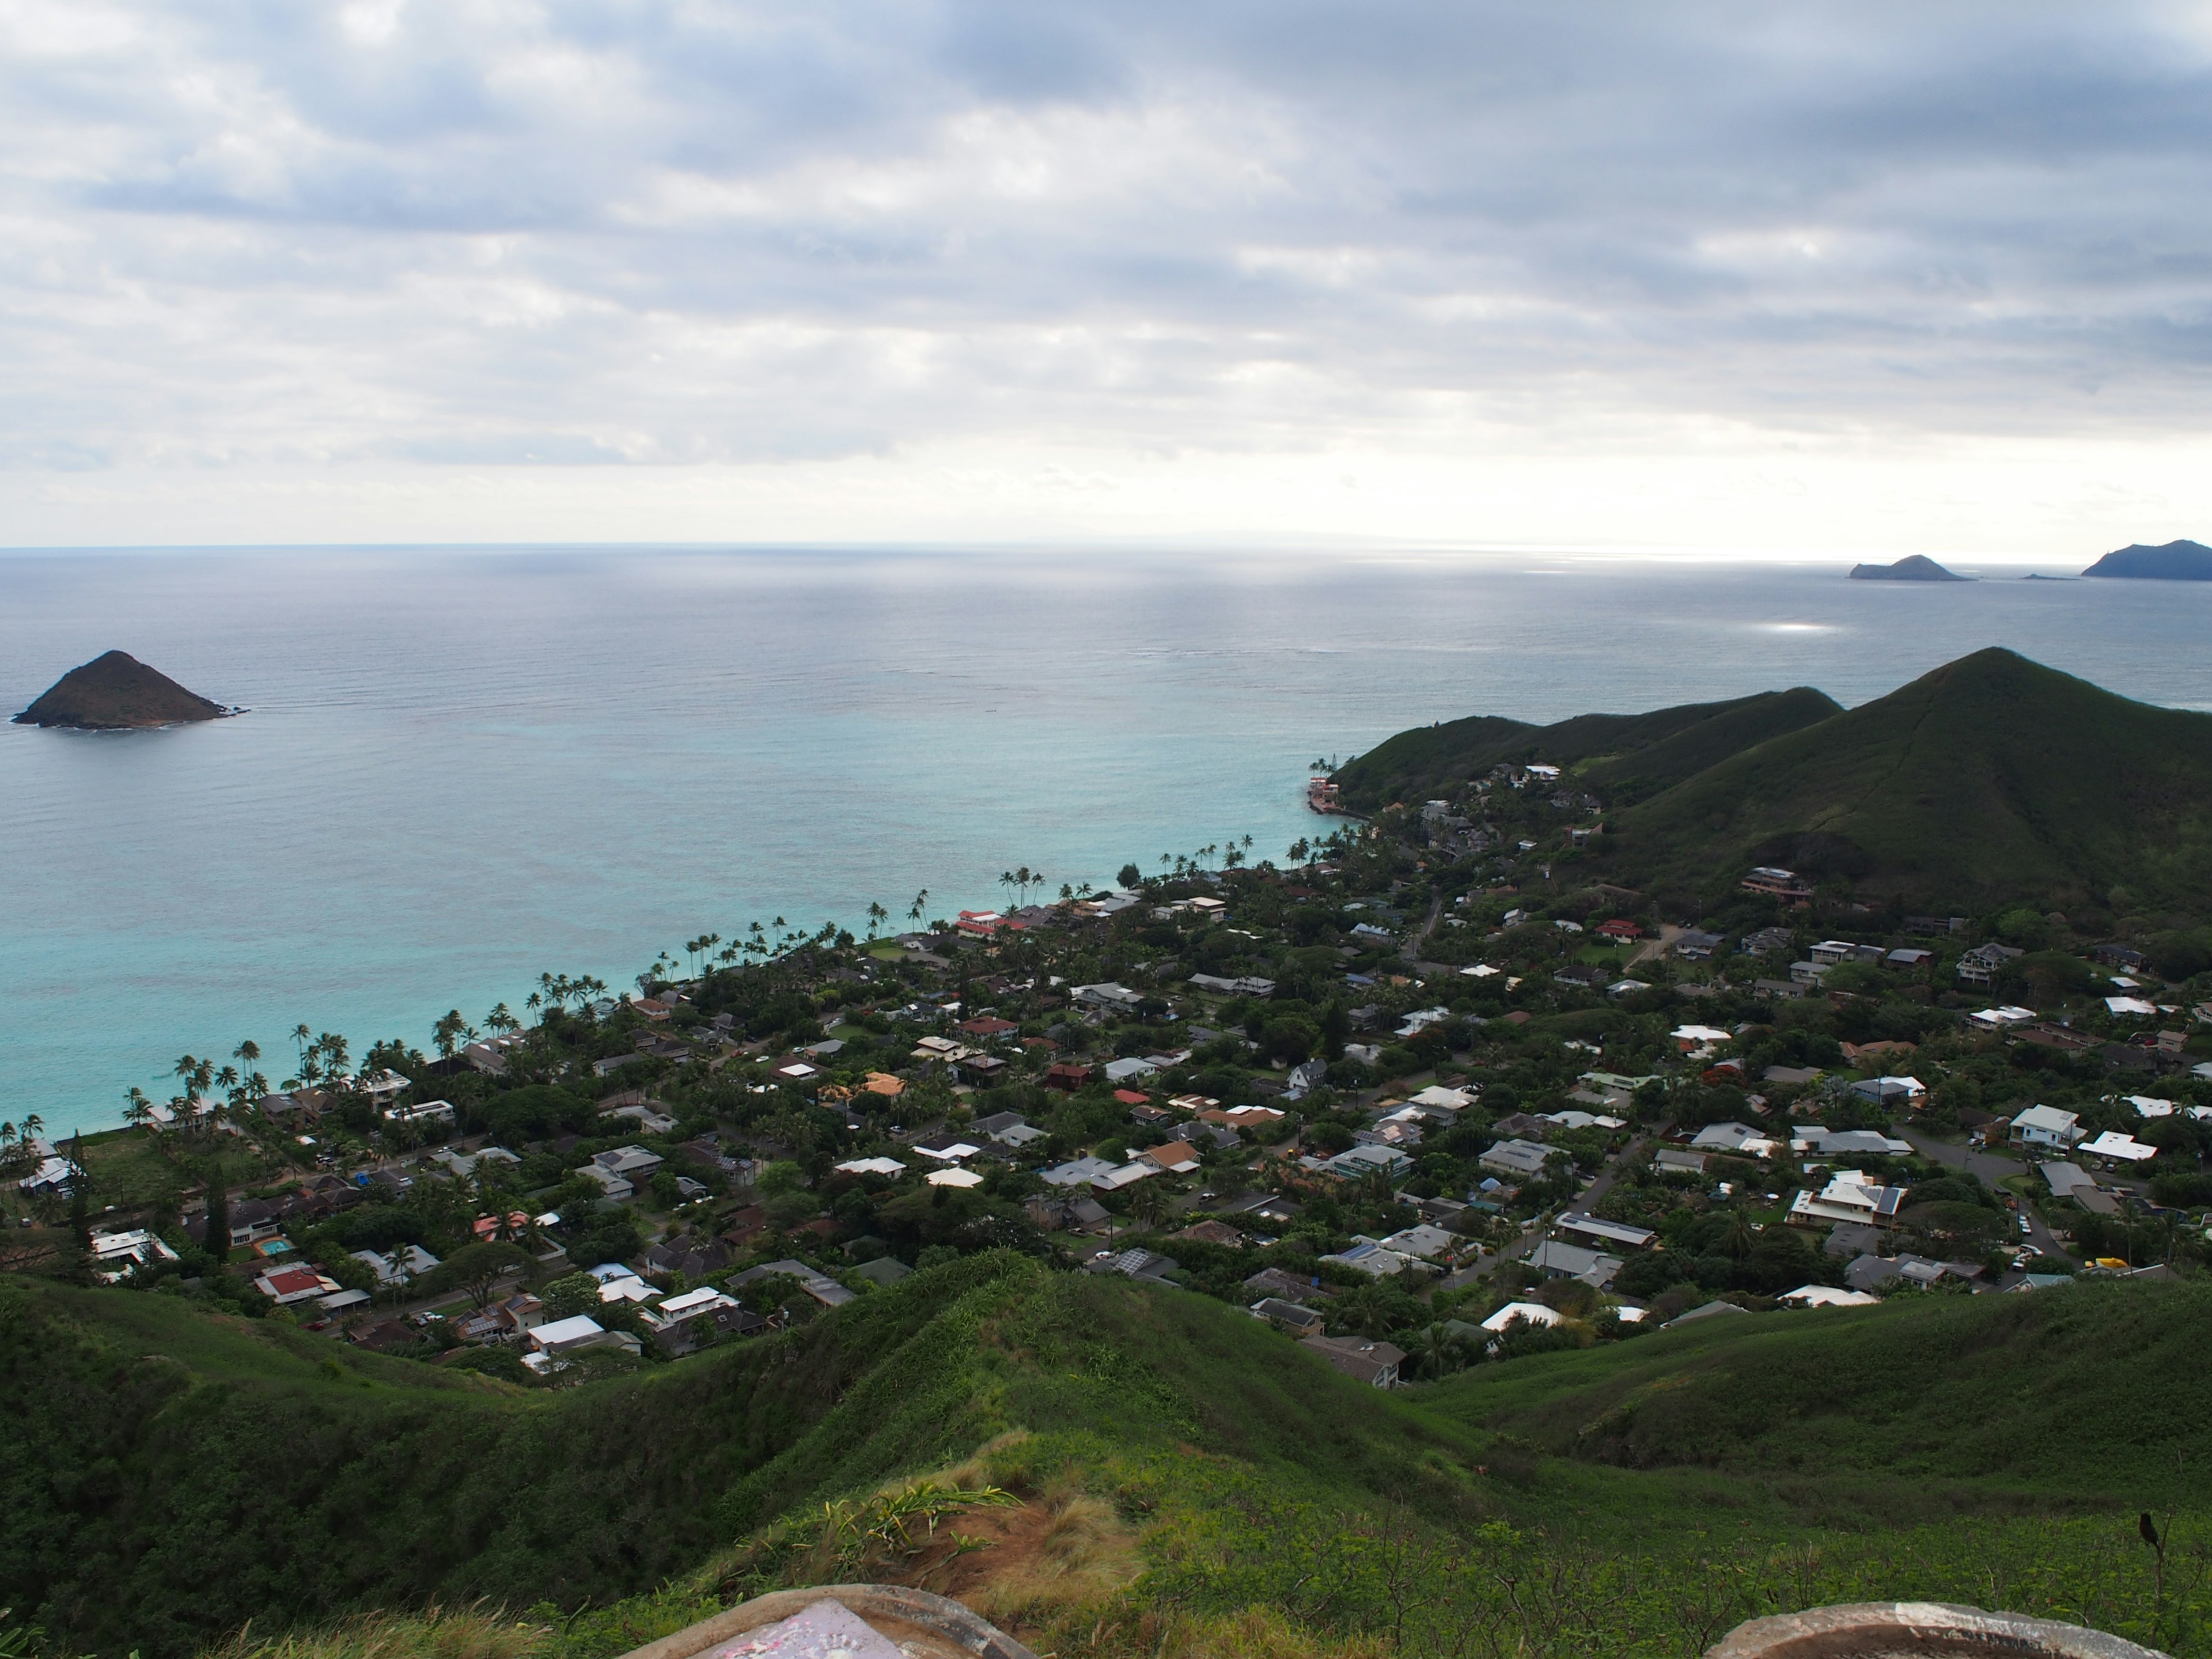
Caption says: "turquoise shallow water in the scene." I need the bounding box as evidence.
[5,546,2210,1134]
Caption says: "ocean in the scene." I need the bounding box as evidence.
[5,546,2210,1135]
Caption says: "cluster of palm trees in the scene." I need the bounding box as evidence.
[1156,835,1257,879]
[0,1113,49,1175]
[527,972,611,1024]
[997,867,1047,908]
[118,1037,281,1137]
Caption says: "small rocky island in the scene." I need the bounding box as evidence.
[1848,554,1969,581]
[13,650,234,730]
[2082,538,2212,579]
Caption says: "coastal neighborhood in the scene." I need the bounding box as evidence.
[6,775,2210,1389]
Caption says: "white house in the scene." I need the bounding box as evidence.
[2009,1105,2084,1150]
[1479,1301,1563,1338]
[1779,1285,1880,1308]
[528,1314,641,1362]
[2078,1131,2157,1165]
[1787,1171,1908,1229]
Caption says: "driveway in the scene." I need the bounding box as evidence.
[1900,1128,2071,1259]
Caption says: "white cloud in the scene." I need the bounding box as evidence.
[1,0,2209,550]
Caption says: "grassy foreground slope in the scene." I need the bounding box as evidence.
[10,1266,2212,1659]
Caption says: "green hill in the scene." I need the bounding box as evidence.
[10,1263,2212,1659]
[1605,648,2212,911]
[1426,1281,2212,1507]
[1333,689,1842,813]
[1338,648,2212,914]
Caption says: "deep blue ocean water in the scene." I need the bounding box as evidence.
[5,546,2211,1134]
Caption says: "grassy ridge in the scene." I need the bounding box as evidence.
[1422,1282,2212,1509]
[1,1261,1031,1659]
[1332,689,1841,813]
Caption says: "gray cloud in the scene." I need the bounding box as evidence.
[2,0,2209,483]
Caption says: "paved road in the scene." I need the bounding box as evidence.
[1900,1128,2070,1259]
[1402,892,1445,962]
[1465,1135,1648,1281]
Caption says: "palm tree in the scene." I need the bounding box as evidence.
[908,890,929,927]
[486,1002,518,1034]
[866,902,888,940]
[433,1010,467,1059]
[1128,1180,1171,1232]
[123,1087,153,1131]
[1721,1208,1757,1259]
[291,1023,312,1077]
[525,990,544,1024]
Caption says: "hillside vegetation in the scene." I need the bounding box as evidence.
[1336,648,2212,913]
[1332,688,1841,814]
[8,1262,2212,1659]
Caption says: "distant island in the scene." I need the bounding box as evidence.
[1847,555,1969,581]
[12,650,233,730]
[2081,538,2212,579]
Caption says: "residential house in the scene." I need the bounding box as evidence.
[1376,1223,1459,1260]
[1793,1127,1914,1159]
[1479,1301,1564,1341]
[1138,1141,1202,1174]
[528,1315,642,1366]
[1300,1332,1405,1387]
[1674,929,1725,960]
[1690,1122,1778,1157]
[2009,1105,2084,1150]
[1779,1285,1881,1308]
[1956,942,2024,986]
[2078,1131,2157,1165]
[1478,1138,1555,1179]
[1526,1239,1622,1288]
[1320,1240,1426,1278]
[1741,868,1812,900]
[350,1244,441,1286]
[1787,1171,1908,1229]
[1249,1297,1325,1334]
[640,1285,741,1354]
[1556,1214,1656,1252]
[1321,1143,1415,1181]
[729,1259,855,1308]
[86,1228,181,1281]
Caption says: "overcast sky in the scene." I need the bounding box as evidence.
[3,0,2210,553]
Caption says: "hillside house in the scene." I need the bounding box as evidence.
[2009,1105,2084,1150]
[1300,1332,1405,1387]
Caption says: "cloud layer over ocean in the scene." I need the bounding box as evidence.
[3,1,2209,548]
